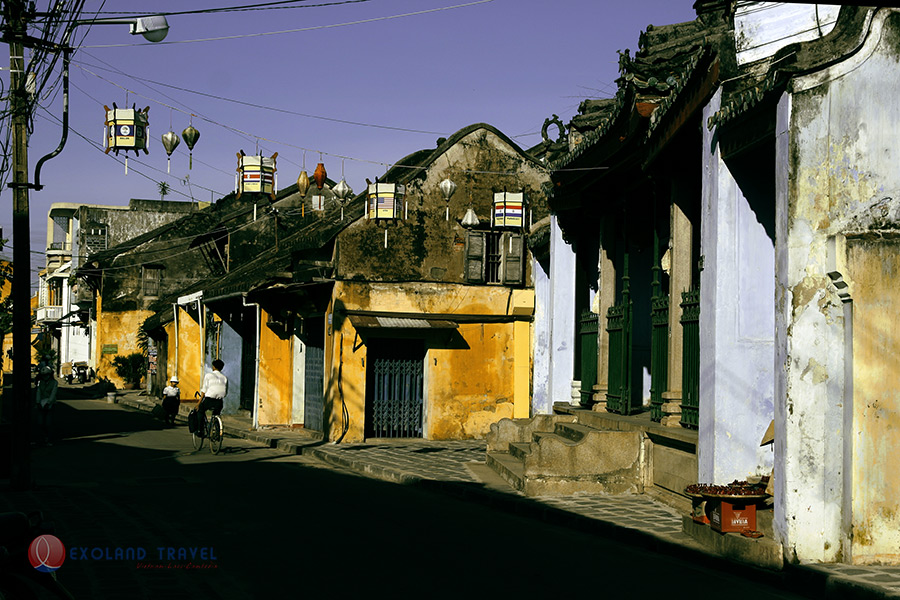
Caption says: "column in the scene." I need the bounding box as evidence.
[661,198,691,426]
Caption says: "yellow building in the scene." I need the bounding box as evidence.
[322,124,549,442]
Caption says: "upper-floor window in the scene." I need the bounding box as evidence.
[142,266,163,297]
[83,226,108,255]
[465,230,524,286]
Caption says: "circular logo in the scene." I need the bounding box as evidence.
[28,535,66,572]
[118,124,132,136]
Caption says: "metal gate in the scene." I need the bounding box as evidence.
[304,342,325,432]
[649,264,669,422]
[366,340,424,438]
[680,286,700,429]
[579,309,599,406]
[606,255,633,414]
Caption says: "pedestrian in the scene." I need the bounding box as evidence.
[197,359,227,426]
[162,375,181,426]
[35,365,58,445]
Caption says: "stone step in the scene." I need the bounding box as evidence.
[553,421,604,443]
[508,441,533,461]
[485,451,525,491]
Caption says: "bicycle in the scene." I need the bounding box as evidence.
[190,392,224,455]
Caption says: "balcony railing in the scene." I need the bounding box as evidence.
[46,241,72,253]
[36,306,63,322]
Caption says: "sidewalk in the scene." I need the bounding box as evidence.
[117,389,900,600]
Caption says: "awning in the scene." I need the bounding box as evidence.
[348,315,457,330]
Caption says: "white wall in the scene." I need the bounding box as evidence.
[699,89,776,485]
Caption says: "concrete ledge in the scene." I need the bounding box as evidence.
[683,516,783,571]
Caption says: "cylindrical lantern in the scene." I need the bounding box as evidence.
[236,151,278,200]
[493,191,525,228]
[367,182,405,220]
[104,104,150,156]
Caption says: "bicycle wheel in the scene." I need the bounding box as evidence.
[209,416,223,455]
[192,419,204,451]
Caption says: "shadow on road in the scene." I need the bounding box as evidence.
[3,398,811,600]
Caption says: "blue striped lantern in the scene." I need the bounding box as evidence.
[493,191,525,228]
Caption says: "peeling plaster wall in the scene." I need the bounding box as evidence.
[532,257,552,414]
[777,8,900,564]
[847,238,900,564]
[94,294,152,388]
[700,88,776,485]
[325,281,524,442]
[337,128,549,283]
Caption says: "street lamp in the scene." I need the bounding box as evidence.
[5,9,169,489]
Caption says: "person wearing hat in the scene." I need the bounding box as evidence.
[161,375,181,426]
[35,365,58,445]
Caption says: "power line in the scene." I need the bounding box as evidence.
[71,56,450,136]
[81,0,496,47]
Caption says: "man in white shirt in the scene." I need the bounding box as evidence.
[197,359,227,427]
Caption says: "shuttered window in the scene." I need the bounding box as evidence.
[501,232,524,285]
[142,266,162,297]
[465,231,525,286]
[465,230,485,284]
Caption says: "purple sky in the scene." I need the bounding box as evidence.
[4,0,698,286]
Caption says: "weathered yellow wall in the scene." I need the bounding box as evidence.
[95,294,152,388]
[326,281,531,442]
[848,238,900,564]
[257,308,292,425]
[174,308,202,399]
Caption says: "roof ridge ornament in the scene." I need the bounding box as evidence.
[541,114,566,144]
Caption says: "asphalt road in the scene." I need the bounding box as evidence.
[1,396,815,599]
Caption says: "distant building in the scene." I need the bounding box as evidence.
[37,200,200,375]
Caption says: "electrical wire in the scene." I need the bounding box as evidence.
[81,0,496,47]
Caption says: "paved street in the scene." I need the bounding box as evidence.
[0,397,831,598]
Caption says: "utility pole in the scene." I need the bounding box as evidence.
[6,0,32,489]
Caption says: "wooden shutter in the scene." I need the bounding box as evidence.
[465,231,486,284]
[501,233,524,286]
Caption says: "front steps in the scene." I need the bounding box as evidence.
[486,406,698,502]
[486,414,644,496]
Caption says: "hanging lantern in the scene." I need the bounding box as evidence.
[182,124,200,170]
[367,182,405,220]
[461,207,480,228]
[493,191,524,228]
[104,104,149,175]
[161,130,180,173]
[333,178,353,220]
[313,162,327,190]
[439,178,457,221]
[104,104,150,156]
[296,170,310,197]
[236,150,278,200]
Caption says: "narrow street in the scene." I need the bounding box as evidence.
[0,395,817,599]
